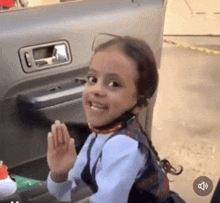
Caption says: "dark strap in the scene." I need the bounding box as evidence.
[81,132,119,193]
[81,135,98,193]
[158,175,170,202]
[210,178,220,203]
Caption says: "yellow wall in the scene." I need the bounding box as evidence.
[27,0,60,7]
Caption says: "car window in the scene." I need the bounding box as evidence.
[0,0,80,12]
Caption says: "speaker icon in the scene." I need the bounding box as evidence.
[198,181,209,191]
[193,176,213,196]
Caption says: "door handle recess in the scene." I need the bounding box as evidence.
[19,41,71,73]
[34,44,68,67]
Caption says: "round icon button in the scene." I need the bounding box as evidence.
[193,176,213,196]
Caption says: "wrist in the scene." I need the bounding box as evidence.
[50,172,68,183]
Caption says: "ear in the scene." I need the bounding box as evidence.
[131,105,143,115]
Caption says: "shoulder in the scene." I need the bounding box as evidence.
[100,134,146,171]
[105,134,138,148]
[102,134,140,157]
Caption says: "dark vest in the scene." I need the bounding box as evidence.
[81,116,169,203]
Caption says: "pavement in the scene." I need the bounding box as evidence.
[152,36,220,203]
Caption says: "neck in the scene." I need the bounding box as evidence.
[88,122,122,135]
[88,111,135,134]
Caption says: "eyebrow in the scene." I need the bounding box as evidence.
[88,68,97,74]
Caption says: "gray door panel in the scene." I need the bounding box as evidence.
[0,0,167,170]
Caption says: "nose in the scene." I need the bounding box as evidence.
[89,81,106,97]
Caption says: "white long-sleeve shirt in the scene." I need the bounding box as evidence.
[47,132,147,203]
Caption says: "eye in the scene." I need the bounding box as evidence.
[109,81,121,88]
[87,75,97,84]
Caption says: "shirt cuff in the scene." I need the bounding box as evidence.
[47,171,76,202]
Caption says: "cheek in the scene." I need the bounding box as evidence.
[82,89,88,106]
[124,85,137,102]
[110,91,137,110]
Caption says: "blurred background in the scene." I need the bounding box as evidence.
[155,1,220,203]
[1,0,220,202]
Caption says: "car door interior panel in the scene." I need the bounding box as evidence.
[0,0,167,201]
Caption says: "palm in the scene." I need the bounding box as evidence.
[47,121,76,175]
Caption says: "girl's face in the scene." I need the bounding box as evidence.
[83,46,138,127]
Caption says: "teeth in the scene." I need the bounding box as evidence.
[91,106,103,111]
[92,103,105,108]
[91,102,107,110]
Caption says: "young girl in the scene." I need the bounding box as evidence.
[47,34,184,203]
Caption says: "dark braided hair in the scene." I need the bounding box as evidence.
[93,35,183,176]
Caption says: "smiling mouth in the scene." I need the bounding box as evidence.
[89,102,108,111]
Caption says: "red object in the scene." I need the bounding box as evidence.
[0,164,8,180]
[0,0,14,8]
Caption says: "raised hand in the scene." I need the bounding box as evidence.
[47,120,76,182]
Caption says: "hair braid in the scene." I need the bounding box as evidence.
[139,124,183,176]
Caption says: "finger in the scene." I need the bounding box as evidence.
[69,138,77,159]
[51,124,58,148]
[61,123,70,144]
[61,123,72,151]
[47,132,54,151]
[55,120,64,145]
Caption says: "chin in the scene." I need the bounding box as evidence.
[87,116,114,127]
[89,120,107,128]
